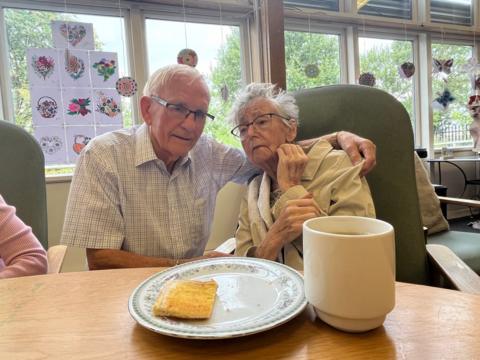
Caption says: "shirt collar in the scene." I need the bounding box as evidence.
[134,123,192,169]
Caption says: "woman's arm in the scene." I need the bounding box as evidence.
[0,196,48,279]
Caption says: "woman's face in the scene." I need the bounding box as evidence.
[240,98,297,168]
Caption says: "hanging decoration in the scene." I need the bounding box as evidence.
[398,62,415,79]
[432,89,455,111]
[37,96,58,118]
[116,76,137,97]
[433,58,453,82]
[468,95,480,118]
[304,14,319,78]
[177,48,198,67]
[221,84,229,102]
[358,72,376,87]
[468,95,480,151]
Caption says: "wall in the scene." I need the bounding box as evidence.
[46,179,246,272]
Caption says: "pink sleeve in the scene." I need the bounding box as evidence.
[0,195,48,279]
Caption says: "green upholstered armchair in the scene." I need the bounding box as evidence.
[0,120,66,273]
[293,85,480,292]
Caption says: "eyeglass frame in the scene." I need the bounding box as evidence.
[150,95,215,122]
[230,113,292,140]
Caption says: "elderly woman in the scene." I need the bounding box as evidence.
[230,83,375,270]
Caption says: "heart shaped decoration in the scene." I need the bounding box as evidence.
[32,55,55,80]
[60,23,87,47]
[399,62,415,79]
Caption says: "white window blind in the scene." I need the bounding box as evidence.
[283,0,339,12]
[357,0,412,20]
[430,0,472,26]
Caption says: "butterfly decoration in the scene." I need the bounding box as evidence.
[461,57,480,74]
[398,62,415,79]
[40,136,63,155]
[72,135,91,154]
[358,72,376,87]
[433,58,453,82]
[432,89,455,111]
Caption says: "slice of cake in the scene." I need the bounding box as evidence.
[152,279,218,319]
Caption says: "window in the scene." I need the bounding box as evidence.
[146,19,242,147]
[430,0,472,26]
[285,30,341,91]
[432,42,473,149]
[358,36,416,129]
[284,0,339,12]
[358,0,412,20]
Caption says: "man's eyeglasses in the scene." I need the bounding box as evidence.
[150,95,215,122]
[230,113,291,140]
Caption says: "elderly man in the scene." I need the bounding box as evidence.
[61,64,376,270]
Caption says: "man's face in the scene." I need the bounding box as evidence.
[141,74,210,167]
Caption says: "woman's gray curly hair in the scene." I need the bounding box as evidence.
[227,83,299,126]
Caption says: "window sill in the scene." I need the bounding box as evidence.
[46,174,73,184]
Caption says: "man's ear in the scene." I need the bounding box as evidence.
[140,96,153,125]
[286,119,298,143]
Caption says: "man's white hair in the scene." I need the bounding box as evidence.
[143,64,209,98]
[227,83,299,126]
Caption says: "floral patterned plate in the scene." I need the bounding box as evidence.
[128,257,307,339]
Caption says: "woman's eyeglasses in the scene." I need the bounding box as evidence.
[230,113,291,140]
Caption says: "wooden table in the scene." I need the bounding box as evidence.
[1,268,480,359]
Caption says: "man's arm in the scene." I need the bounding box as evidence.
[298,131,376,176]
[86,248,231,270]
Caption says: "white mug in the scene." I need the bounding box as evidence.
[303,216,395,332]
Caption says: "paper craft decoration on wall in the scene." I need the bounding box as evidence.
[116,77,137,97]
[27,49,60,87]
[66,126,95,161]
[177,48,198,67]
[52,21,94,50]
[398,62,415,79]
[35,126,67,164]
[90,51,119,88]
[61,49,91,88]
[62,88,93,125]
[30,87,63,126]
[93,89,122,125]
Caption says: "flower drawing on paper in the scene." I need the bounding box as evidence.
[96,92,121,117]
[93,58,117,81]
[65,52,85,80]
[60,23,87,47]
[67,98,91,116]
[36,96,58,118]
[73,134,91,154]
[40,136,63,154]
[32,55,55,80]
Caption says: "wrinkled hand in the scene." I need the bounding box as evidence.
[270,193,321,246]
[337,131,376,176]
[276,144,309,192]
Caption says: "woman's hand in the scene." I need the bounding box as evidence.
[276,144,309,192]
[255,194,320,260]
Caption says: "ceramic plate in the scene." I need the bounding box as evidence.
[128,257,307,339]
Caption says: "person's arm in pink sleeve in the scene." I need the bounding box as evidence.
[0,196,48,279]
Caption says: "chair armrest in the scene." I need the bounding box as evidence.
[426,244,480,295]
[47,245,67,274]
[213,238,236,255]
[438,196,480,208]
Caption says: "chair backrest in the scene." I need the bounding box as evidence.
[293,85,428,284]
[0,120,48,249]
